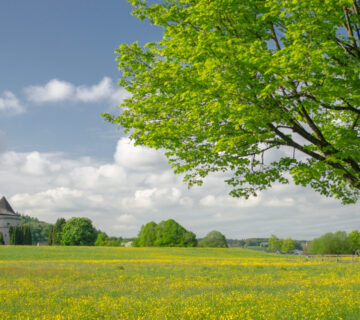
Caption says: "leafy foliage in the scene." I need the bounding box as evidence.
[309,231,352,254]
[268,234,283,252]
[20,215,51,244]
[0,232,4,245]
[135,219,197,247]
[61,218,98,246]
[104,0,360,203]
[348,230,360,251]
[48,218,66,245]
[281,238,295,253]
[95,233,122,246]
[199,230,228,248]
[9,226,32,245]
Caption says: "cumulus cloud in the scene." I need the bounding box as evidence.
[0,91,25,114]
[25,79,75,103]
[24,77,130,105]
[114,138,168,171]
[0,137,358,240]
[200,194,261,208]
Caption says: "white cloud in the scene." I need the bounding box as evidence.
[265,197,295,207]
[0,91,25,114]
[76,77,113,102]
[114,138,168,171]
[24,77,130,106]
[25,79,75,103]
[117,214,136,224]
[0,138,358,240]
[200,194,261,208]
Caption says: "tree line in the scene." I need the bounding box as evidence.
[8,226,32,245]
[308,230,360,254]
[48,217,122,246]
[132,219,228,248]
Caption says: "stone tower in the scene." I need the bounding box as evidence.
[0,197,20,245]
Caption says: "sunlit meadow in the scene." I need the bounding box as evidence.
[0,246,359,319]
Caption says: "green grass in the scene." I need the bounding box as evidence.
[0,246,359,319]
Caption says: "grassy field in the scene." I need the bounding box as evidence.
[0,246,359,319]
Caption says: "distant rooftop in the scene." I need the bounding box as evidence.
[0,196,17,215]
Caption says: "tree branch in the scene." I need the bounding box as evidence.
[270,23,281,51]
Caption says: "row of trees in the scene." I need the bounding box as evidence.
[133,219,197,247]
[308,230,360,254]
[48,217,98,246]
[268,235,297,253]
[94,233,122,247]
[8,226,32,245]
[133,219,229,248]
[20,215,52,244]
[48,217,122,246]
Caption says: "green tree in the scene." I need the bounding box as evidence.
[22,226,32,245]
[61,218,98,246]
[20,215,52,245]
[0,232,4,245]
[309,231,351,254]
[348,230,360,251]
[9,226,15,245]
[137,221,158,247]
[104,0,360,204]
[9,226,30,245]
[95,233,109,246]
[135,219,197,247]
[154,219,195,247]
[199,230,228,248]
[333,231,351,253]
[50,218,66,245]
[268,235,282,252]
[281,238,295,253]
[182,231,197,247]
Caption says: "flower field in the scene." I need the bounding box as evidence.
[0,246,359,319]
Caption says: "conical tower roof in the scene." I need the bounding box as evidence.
[0,196,16,215]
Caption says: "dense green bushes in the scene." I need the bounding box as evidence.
[268,235,296,253]
[48,217,98,246]
[199,231,228,248]
[134,219,197,247]
[9,226,32,245]
[19,215,51,244]
[94,233,122,246]
[308,230,360,254]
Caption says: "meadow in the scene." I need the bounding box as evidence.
[0,246,359,319]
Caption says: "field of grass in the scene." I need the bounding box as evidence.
[0,246,359,319]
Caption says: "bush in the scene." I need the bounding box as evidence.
[61,217,98,246]
[199,231,228,248]
[9,226,32,245]
[309,231,351,254]
[135,219,197,247]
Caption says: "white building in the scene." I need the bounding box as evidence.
[0,197,20,245]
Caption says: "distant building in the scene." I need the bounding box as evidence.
[0,197,20,245]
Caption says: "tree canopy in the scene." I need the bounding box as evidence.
[104,0,360,203]
[61,217,98,246]
[134,219,197,247]
[308,231,352,254]
[20,214,52,244]
[48,217,66,245]
[199,230,228,248]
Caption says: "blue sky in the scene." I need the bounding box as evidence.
[0,0,162,159]
[0,1,358,239]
